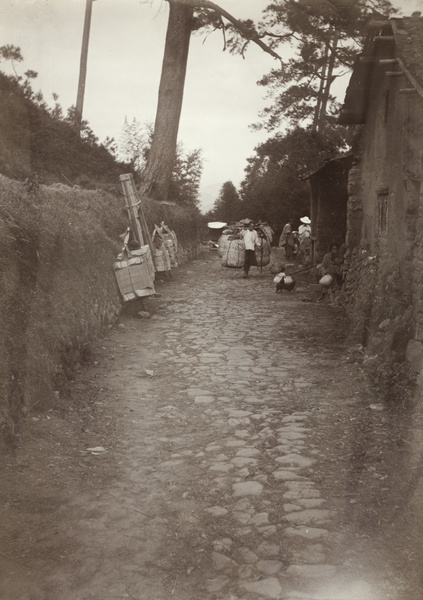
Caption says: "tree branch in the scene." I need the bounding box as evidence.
[167,0,281,62]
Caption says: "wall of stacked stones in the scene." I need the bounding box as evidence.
[0,175,201,445]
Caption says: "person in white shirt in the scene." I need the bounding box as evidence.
[298,216,311,242]
[298,216,312,263]
[240,221,261,278]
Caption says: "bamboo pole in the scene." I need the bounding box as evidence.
[120,174,144,246]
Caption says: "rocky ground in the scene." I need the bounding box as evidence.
[1,251,423,600]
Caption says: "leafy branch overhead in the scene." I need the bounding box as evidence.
[252,0,397,131]
[169,0,281,60]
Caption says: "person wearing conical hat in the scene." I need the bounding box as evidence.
[298,216,312,263]
[298,216,311,243]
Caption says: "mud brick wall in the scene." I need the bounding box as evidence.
[342,58,423,369]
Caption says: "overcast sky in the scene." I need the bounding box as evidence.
[2,0,423,211]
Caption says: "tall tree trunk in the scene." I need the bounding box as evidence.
[139,2,194,202]
[319,31,339,126]
[75,0,95,134]
[312,40,329,132]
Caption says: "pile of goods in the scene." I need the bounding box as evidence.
[219,220,273,269]
[152,223,178,273]
[113,229,156,301]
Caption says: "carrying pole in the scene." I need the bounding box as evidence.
[119,173,156,260]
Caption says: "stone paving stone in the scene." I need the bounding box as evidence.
[225,439,247,447]
[256,559,284,575]
[233,481,264,497]
[241,577,283,598]
[284,509,331,525]
[227,410,252,418]
[205,444,221,452]
[238,564,255,579]
[227,418,242,427]
[209,462,234,473]
[277,431,307,440]
[212,551,235,571]
[194,396,215,404]
[234,430,250,438]
[233,498,253,512]
[235,447,261,457]
[214,453,229,461]
[257,541,280,557]
[185,388,211,398]
[284,503,302,512]
[282,415,309,423]
[276,455,316,468]
[283,488,321,500]
[297,544,326,564]
[212,538,233,551]
[231,456,257,468]
[205,576,229,592]
[273,470,308,481]
[238,547,259,563]
[297,499,327,509]
[257,525,278,537]
[205,506,229,517]
[285,526,328,540]
[287,564,337,578]
[234,526,253,537]
[250,512,269,526]
[285,481,317,489]
[242,397,266,404]
[232,511,252,525]
[236,467,250,478]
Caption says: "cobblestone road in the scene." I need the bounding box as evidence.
[1,252,423,600]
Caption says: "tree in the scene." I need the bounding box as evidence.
[119,115,203,207]
[139,0,280,204]
[168,146,203,208]
[239,126,347,229]
[0,44,23,77]
[119,117,151,172]
[211,181,242,223]
[254,0,396,131]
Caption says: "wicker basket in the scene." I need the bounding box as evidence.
[255,239,270,267]
[218,233,230,258]
[163,236,178,267]
[222,239,245,268]
[114,245,156,301]
[153,245,172,272]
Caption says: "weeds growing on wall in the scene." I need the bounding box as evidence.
[0,176,125,442]
[344,248,416,402]
[0,175,203,445]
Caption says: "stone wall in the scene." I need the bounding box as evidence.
[0,175,201,445]
[343,64,423,373]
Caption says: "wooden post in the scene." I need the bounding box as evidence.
[120,174,144,246]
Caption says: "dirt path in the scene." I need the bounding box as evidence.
[1,252,423,600]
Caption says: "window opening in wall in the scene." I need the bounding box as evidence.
[377,190,389,235]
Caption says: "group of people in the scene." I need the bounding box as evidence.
[279,216,312,262]
[238,216,346,302]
